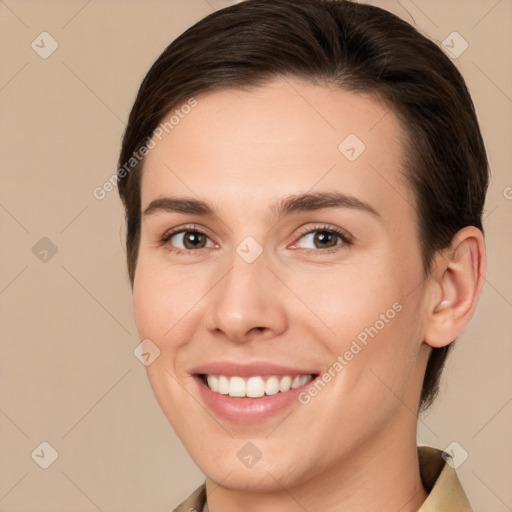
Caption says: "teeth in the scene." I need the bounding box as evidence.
[207,375,218,392]
[229,376,245,397]
[246,376,265,398]
[299,375,310,386]
[205,374,313,397]
[218,375,229,395]
[264,376,280,396]
[291,376,301,389]
[279,376,292,392]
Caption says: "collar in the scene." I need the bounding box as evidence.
[417,446,473,511]
[172,446,473,512]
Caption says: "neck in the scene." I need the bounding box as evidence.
[205,426,427,512]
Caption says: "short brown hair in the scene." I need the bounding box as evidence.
[117,0,489,410]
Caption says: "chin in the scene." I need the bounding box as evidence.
[203,464,300,493]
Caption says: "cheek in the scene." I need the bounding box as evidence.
[132,269,165,341]
[289,263,400,340]
[289,254,423,384]
[132,256,201,343]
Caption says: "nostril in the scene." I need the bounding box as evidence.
[249,327,266,334]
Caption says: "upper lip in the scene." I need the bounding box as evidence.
[189,361,318,377]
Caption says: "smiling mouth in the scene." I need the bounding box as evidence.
[199,374,317,398]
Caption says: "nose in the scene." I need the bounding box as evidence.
[204,252,288,343]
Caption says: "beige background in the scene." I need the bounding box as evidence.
[1,0,511,510]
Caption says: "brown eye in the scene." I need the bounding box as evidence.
[312,231,339,248]
[296,228,348,250]
[181,231,208,249]
[165,230,215,251]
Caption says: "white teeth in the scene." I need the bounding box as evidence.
[218,376,229,394]
[299,375,309,386]
[228,376,246,397]
[246,376,265,398]
[207,375,218,392]
[291,376,302,389]
[279,376,292,392]
[264,376,280,395]
[204,374,313,397]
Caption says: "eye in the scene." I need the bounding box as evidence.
[170,231,214,250]
[291,224,352,252]
[160,225,215,253]
[158,223,352,256]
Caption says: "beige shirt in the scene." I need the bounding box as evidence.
[172,446,473,512]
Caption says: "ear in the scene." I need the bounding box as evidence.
[423,226,487,348]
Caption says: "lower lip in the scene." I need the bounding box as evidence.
[194,375,316,423]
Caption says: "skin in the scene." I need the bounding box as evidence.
[132,76,486,512]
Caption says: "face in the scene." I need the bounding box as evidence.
[133,77,432,492]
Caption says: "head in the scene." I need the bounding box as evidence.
[117,0,488,494]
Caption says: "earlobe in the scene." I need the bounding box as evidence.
[423,226,486,348]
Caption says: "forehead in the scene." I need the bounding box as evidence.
[141,77,414,224]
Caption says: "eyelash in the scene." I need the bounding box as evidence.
[158,223,353,256]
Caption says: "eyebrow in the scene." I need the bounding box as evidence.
[142,191,380,219]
